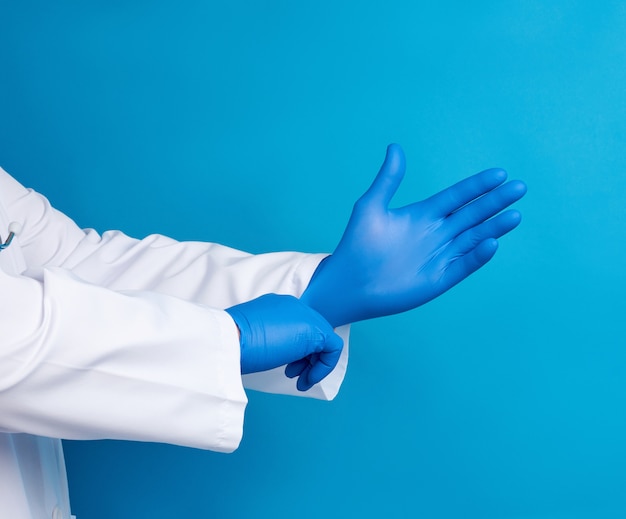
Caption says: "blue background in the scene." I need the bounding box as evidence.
[1,1,625,518]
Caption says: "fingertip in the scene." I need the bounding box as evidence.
[296,375,314,392]
[293,363,311,391]
[466,168,507,196]
[285,361,302,379]
[361,143,407,207]
[387,142,404,156]
[487,236,499,248]
[478,238,499,262]
[384,143,406,173]
[483,168,508,184]
[508,209,522,227]
[510,179,528,198]
[496,209,523,233]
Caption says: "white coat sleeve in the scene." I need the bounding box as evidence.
[0,260,247,451]
[2,169,349,400]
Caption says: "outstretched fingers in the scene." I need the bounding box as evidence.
[443,180,527,240]
[437,208,523,290]
[423,168,509,217]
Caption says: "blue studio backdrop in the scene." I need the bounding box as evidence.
[1,1,625,518]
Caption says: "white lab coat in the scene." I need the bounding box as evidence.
[0,168,349,519]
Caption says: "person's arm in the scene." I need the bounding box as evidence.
[0,264,247,451]
[2,168,326,304]
[1,168,349,398]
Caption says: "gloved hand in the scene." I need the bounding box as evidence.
[300,143,527,327]
[226,294,343,391]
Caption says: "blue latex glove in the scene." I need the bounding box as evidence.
[300,143,527,327]
[226,294,343,391]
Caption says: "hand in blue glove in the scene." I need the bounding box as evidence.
[300,143,527,327]
[226,294,343,391]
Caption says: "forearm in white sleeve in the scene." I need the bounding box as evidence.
[2,167,326,304]
[0,266,246,451]
[2,167,349,399]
